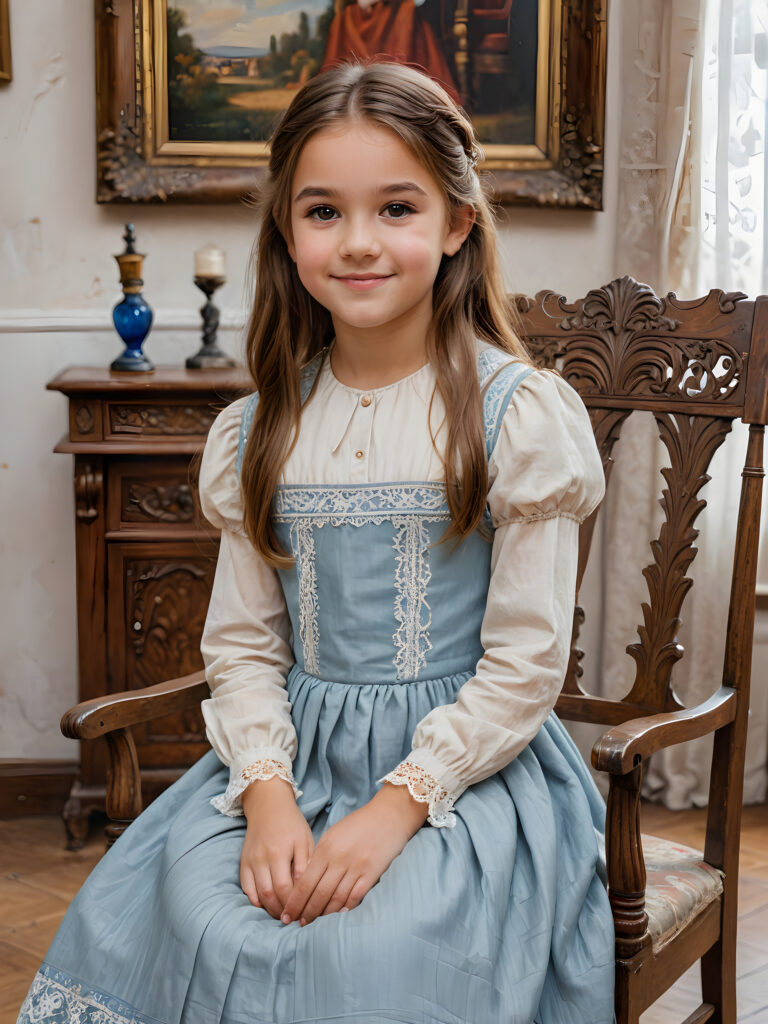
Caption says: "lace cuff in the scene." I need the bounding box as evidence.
[211,757,303,817]
[377,759,458,828]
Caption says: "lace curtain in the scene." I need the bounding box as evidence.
[573,0,768,807]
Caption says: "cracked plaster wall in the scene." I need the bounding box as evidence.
[0,1,622,759]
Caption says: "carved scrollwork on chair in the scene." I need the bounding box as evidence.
[624,412,733,711]
[517,277,747,404]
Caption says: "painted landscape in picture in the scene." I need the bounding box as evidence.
[166,0,539,146]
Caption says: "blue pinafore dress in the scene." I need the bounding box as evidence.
[18,348,615,1024]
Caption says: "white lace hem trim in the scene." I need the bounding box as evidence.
[378,760,457,828]
[210,758,303,816]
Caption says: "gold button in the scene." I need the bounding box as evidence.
[361,394,372,407]
[355,449,365,459]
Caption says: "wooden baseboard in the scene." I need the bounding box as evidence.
[0,760,78,818]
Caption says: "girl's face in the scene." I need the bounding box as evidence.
[285,118,474,338]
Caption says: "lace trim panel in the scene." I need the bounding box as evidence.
[392,515,433,680]
[18,963,158,1024]
[479,354,536,457]
[273,481,451,526]
[494,509,586,528]
[290,519,320,676]
[235,391,260,477]
[377,760,458,828]
[211,758,303,817]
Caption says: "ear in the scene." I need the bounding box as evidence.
[443,204,476,257]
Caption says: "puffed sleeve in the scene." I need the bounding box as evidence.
[377,368,605,827]
[198,396,300,816]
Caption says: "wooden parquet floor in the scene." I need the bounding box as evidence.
[0,804,766,1023]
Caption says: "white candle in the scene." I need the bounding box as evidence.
[194,243,226,279]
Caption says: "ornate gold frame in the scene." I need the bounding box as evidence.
[97,0,606,206]
[0,0,12,83]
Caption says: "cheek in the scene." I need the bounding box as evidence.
[293,231,331,277]
[395,233,445,276]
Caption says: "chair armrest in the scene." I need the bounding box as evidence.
[591,686,737,775]
[60,670,210,741]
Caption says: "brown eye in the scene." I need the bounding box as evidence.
[385,203,413,218]
[309,206,337,221]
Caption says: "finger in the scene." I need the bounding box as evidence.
[343,874,372,911]
[282,855,327,922]
[292,839,312,886]
[271,851,294,913]
[254,862,284,920]
[321,870,358,916]
[300,865,347,925]
[240,864,261,909]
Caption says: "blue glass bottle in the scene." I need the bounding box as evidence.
[111,224,154,372]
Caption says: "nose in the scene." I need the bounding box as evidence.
[338,214,382,260]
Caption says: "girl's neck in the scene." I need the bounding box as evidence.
[328,332,429,392]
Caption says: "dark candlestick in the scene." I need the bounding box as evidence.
[185,276,236,369]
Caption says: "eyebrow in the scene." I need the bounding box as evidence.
[293,181,429,203]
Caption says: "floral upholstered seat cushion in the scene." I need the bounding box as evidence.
[642,833,724,951]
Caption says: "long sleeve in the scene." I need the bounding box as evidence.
[198,397,300,816]
[377,369,606,827]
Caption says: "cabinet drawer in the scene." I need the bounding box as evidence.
[107,458,210,534]
[104,399,218,441]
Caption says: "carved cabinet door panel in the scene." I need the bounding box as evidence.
[107,540,218,770]
[107,457,207,534]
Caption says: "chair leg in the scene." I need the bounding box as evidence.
[614,963,640,1024]
[701,929,737,1024]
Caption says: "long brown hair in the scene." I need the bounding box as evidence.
[241,58,535,568]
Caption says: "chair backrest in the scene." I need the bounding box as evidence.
[514,276,767,876]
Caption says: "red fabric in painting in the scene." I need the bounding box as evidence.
[321,0,461,106]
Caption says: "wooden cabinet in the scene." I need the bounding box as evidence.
[48,367,252,847]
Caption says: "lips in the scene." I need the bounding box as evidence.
[333,274,393,290]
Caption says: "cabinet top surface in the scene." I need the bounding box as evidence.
[47,365,254,394]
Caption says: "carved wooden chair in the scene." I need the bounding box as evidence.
[61,276,766,1024]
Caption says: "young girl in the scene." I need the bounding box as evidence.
[19,58,615,1024]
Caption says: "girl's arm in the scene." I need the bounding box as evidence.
[378,369,606,827]
[200,525,300,814]
[198,397,300,815]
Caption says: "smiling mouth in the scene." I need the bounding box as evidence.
[333,274,393,290]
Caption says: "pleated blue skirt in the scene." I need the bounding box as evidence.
[19,666,615,1024]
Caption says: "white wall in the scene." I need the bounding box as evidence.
[0,0,623,758]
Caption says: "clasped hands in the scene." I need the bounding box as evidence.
[240,775,428,926]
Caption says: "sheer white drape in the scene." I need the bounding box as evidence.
[573,0,768,806]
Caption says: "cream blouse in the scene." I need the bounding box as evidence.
[198,343,606,826]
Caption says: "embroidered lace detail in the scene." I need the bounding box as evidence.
[392,516,433,680]
[290,520,321,675]
[480,355,535,457]
[494,510,586,528]
[236,391,260,477]
[18,963,153,1024]
[273,482,451,526]
[211,758,303,816]
[378,760,457,828]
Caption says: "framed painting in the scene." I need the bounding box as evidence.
[0,0,12,83]
[96,0,606,207]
